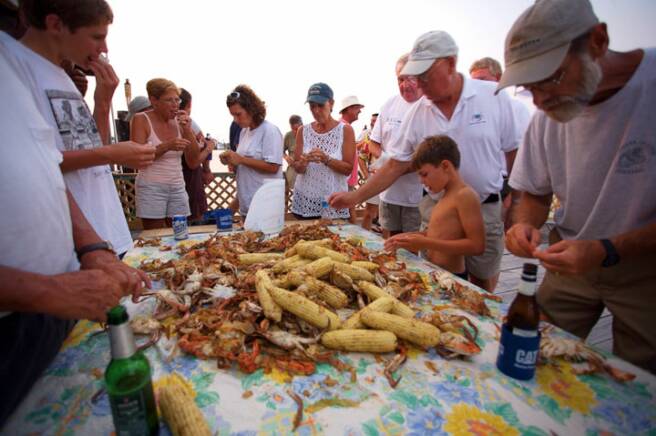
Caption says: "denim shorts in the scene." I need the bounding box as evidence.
[136,179,190,218]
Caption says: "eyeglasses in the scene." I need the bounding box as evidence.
[417,58,448,83]
[397,76,418,85]
[161,97,181,105]
[517,60,569,93]
[227,91,241,103]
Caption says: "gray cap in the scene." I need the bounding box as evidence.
[400,30,459,76]
[496,0,599,93]
[126,96,151,121]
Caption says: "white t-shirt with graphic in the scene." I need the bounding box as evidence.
[0,48,79,317]
[0,32,132,254]
[510,48,656,240]
[370,94,424,207]
[389,76,521,201]
[236,120,283,215]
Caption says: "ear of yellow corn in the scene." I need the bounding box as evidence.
[350,261,380,272]
[255,270,283,322]
[238,252,284,265]
[272,254,301,273]
[321,329,397,353]
[304,257,334,278]
[284,238,333,257]
[287,270,348,309]
[297,243,350,263]
[159,378,211,436]
[360,311,440,349]
[333,262,374,282]
[268,286,341,330]
[356,281,415,318]
[342,297,396,329]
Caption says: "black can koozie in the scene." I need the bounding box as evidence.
[496,323,540,380]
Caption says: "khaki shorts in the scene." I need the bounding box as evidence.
[136,179,190,219]
[538,230,656,373]
[465,200,504,280]
[380,200,420,233]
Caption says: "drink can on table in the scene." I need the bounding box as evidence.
[216,208,233,232]
[172,215,188,240]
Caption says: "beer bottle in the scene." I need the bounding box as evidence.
[124,79,132,107]
[496,263,541,380]
[105,305,159,435]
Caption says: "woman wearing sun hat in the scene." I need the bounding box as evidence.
[290,82,355,220]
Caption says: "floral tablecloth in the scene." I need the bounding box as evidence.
[5,225,656,435]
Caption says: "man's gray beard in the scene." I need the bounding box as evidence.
[545,52,603,123]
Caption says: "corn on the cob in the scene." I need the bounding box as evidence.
[356,281,415,318]
[297,243,350,263]
[268,286,341,330]
[272,254,312,273]
[350,261,380,272]
[238,252,284,265]
[287,270,348,308]
[321,329,397,353]
[255,270,283,322]
[304,257,334,278]
[159,378,211,436]
[333,261,374,282]
[342,297,396,329]
[360,311,440,348]
[285,238,333,257]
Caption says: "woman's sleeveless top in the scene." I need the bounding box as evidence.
[136,112,183,185]
[291,122,349,219]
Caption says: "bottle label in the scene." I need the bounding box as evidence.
[517,280,537,296]
[512,327,538,337]
[496,323,541,380]
[109,379,157,435]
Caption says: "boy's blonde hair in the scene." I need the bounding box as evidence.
[146,78,179,99]
[411,135,460,170]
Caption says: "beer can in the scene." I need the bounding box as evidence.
[172,215,188,240]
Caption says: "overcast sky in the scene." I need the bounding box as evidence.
[94,0,656,142]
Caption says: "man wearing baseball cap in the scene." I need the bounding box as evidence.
[330,30,523,292]
[501,0,656,372]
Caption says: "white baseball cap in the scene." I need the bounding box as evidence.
[339,96,364,113]
[401,30,459,76]
[496,0,599,93]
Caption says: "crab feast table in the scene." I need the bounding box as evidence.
[4,224,656,435]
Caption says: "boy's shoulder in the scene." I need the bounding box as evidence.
[454,183,480,204]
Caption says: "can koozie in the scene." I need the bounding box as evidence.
[496,323,541,380]
[216,208,233,232]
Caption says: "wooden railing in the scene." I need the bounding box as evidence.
[113,172,364,229]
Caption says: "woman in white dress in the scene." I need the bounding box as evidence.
[291,83,356,219]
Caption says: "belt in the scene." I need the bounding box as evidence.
[482,193,499,204]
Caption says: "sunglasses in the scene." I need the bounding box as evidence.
[227,91,241,103]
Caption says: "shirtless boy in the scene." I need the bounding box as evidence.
[384,135,485,280]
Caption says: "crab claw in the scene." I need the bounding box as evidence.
[438,332,481,356]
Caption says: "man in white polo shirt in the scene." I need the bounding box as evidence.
[330,31,522,292]
[369,53,424,239]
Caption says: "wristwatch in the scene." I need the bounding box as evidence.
[76,240,116,261]
[600,239,620,267]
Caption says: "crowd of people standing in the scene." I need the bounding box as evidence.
[0,0,654,426]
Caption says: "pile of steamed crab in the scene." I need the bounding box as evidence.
[130,223,634,387]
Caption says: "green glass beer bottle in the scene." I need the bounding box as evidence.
[105,305,159,435]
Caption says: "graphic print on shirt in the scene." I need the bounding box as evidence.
[46,89,101,152]
[617,140,655,175]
